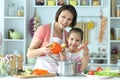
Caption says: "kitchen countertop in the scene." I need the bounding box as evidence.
[0,75,120,80]
[1,64,120,80]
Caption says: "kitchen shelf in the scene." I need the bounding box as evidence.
[4,39,25,42]
[110,0,120,65]
[88,64,109,66]
[34,0,103,7]
[2,0,27,64]
[90,58,108,60]
[110,17,120,19]
[4,16,25,19]
[111,40,120,42]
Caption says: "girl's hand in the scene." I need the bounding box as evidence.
[59,50,67,61]
[83,45,89,56]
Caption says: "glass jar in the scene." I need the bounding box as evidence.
[80,0,89,5]
[92,0,100,6]
[116,5,120,17]
[8,3,15,16]
[17,6,24,17]
[69,0,78,6]
[47,0,56,6]
[114,28,120,40]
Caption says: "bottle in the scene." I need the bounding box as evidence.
[17,6,24,17]
[17,54,23,75]
[8,3,15,16]
[9,55,17,75]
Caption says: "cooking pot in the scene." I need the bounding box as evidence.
[55,61,81,76]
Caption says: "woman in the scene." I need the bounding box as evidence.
[27,5,77,73]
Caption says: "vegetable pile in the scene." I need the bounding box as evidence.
[20,68,49,76]
[84,66,118,77]
[32,69,48,75]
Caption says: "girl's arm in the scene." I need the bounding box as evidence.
[81,45,89,71]
[73,42,88,53]
[81,54,89,71]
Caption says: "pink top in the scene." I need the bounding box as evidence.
[34,23,68,47]
[34,24,51,47]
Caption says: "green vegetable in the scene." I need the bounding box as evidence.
[24,68,32,74]
[94,67,118,77]
[84,69,89,74]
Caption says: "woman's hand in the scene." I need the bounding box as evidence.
[39,47,52,55]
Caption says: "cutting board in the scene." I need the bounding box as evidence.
[13,73,56,79]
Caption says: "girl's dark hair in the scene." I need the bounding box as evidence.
[68,28,83,41]
[55,5,77,27]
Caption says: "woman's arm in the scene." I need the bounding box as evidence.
[27,36,51,58]
[27,24,51,58]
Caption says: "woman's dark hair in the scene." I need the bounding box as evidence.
[55,5,77,27]
[68,28,83,41]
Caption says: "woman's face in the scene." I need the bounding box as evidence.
[57,10,73,29]
[68,32,81,51]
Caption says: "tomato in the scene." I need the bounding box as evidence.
[96,66,102,72]
[88,70,94,75]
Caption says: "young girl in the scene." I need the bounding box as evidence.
[60,28,89,72]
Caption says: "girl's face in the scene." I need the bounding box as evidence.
[57,10,73,29]
[68,32,82,51]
